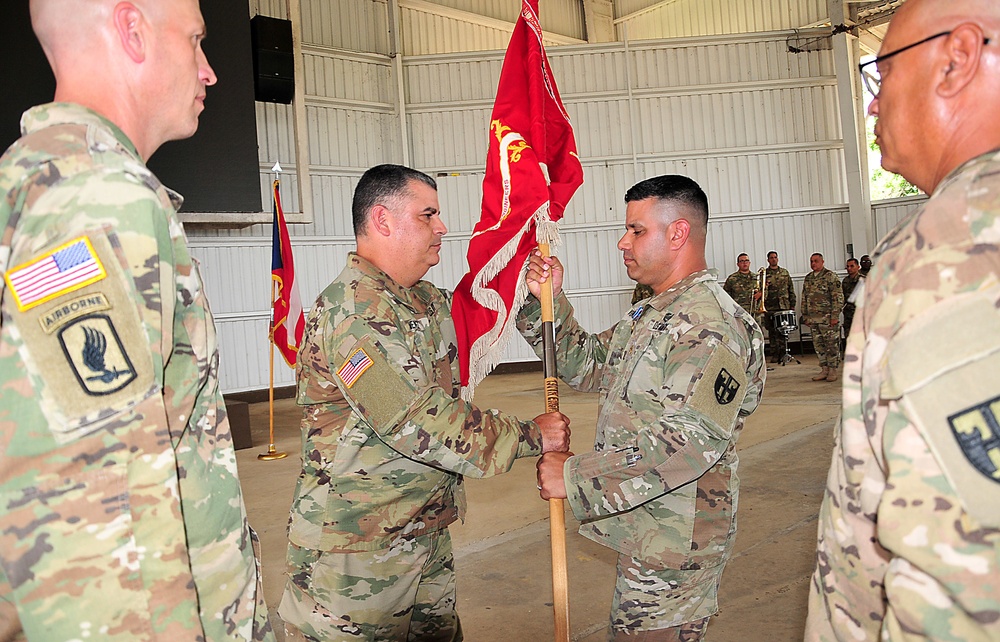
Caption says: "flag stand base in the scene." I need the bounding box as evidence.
[258,445,288,461]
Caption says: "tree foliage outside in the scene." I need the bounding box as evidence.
[866,115,921,200]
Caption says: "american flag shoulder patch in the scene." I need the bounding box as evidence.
[4,237,107,312]
[337,347,374,388]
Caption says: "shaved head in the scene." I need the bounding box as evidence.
[892,0,1000,33]
[871,0,1000,192]
[29,0,215,160]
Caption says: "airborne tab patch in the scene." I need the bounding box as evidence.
[337,348,374,388]
[58,314,137,396]
[4,237,106,311]
[948,396,1000,483]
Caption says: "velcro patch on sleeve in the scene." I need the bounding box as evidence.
[885,290,1000,527]
[687,343,748,437]
[7,231,155,444]
[335,335,420,432]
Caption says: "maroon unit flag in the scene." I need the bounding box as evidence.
[451,0,583,398]
[270,179,305,367]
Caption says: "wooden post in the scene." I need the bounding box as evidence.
[538,242,570,642]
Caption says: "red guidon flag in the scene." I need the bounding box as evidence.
[451,0,583,399]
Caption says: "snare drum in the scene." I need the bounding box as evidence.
[773,310,796,332]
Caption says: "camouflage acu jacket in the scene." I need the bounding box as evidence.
[764,266,795,311]
[518,270,765,570]
[841,273,861,309]
[289,253,543,553]
[723,270,756,312]
[0,104,272,641]
[806,150,1000,640]
[800,268,844,325]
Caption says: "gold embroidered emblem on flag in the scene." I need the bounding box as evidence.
[4,237,106,311]
[337,347,373,388]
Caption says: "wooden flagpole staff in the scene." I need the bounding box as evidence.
[538,241,570,642]
[259,277,287,461]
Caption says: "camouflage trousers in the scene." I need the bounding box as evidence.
[278,531,462,642]
[609,554,721,641]
[842,304,856,338]
[809,323,841,368]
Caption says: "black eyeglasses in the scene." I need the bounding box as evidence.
[858,31,991,96]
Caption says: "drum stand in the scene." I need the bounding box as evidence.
[777,325,801,366]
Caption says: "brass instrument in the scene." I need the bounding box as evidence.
[752,267,767,313]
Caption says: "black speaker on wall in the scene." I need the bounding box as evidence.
[251,15,294,104]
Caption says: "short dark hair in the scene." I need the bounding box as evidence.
[737,253,749,261]
[812,252,824,259]
[352,164,437,236]
[846,258,859,267]
[624,175,708,227]
[767,251,778,259]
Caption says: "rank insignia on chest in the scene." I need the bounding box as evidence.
[714,368,741,405]
[948,396,1000,483]
[338,347,374,388]
[4,237,107,311]
[59,314,137,396]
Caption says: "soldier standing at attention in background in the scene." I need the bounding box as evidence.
[0,1,274,640]
[840,257,862,339]
[807,0,1000,639]
[723,253,759,313]
[278,164,570,642]
[762,250,796,363]
[522,175,765,641]
[800,253,844,382]
[859,254,872,276]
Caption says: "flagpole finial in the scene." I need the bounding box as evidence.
[272,161,283,174]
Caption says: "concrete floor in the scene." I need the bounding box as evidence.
[235,353,840,642]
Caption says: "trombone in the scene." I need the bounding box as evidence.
[752,267,767,314]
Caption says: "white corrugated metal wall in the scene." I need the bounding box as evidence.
[615,0,829,39]
[192,1,918,393]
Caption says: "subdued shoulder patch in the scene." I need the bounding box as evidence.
[335,335,419,432]
[948,397,1000,483]
[6,231,155,444]
[688,343,747,436]
[885,290,1000,527]
[58,314,138,395]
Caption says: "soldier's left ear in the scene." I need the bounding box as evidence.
[937,24,988,98]
[114,2,147,64]
[669,218,690,249]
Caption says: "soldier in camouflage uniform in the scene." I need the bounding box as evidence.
[278,165,570,642]
[521,175,765,641]
[840,258,862,340]
[722,253,760,313]
[761,251,796,363]
[859,254,872,276]
[0,2,273,641]
[807,1,1000,639]
[800,253,844,382]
